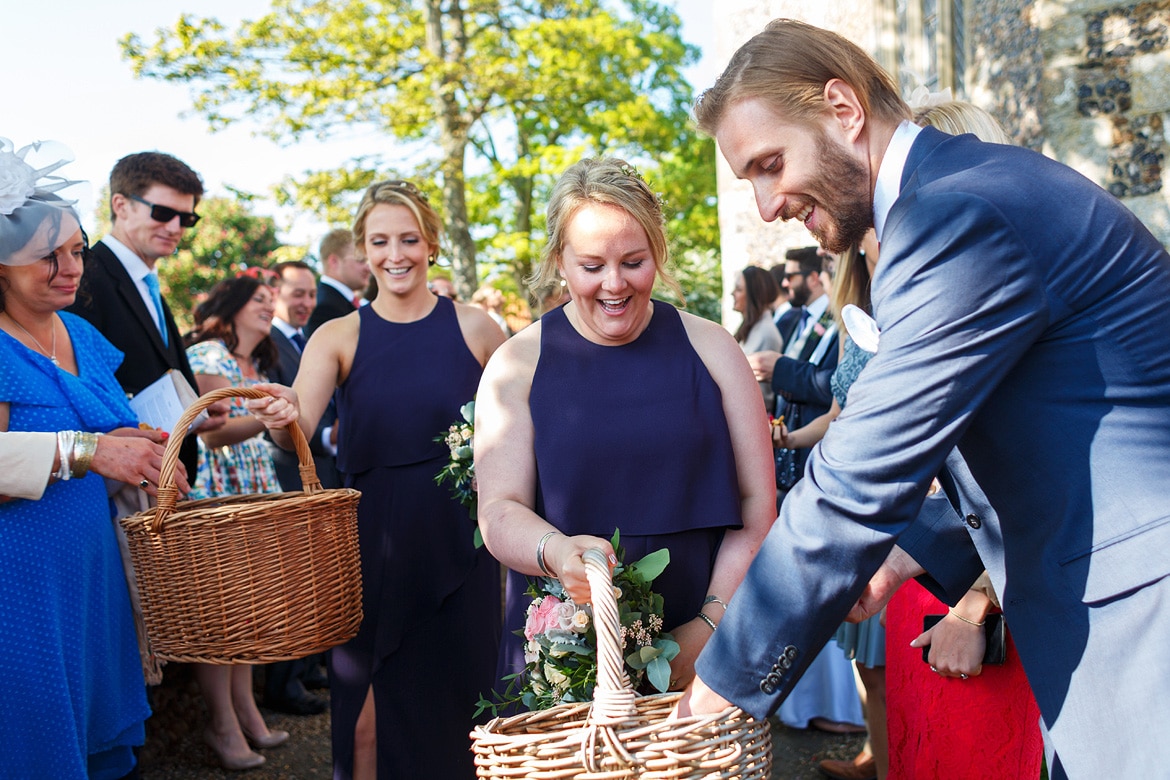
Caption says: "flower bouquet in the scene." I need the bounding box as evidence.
[434,400,481,546]
[476,530,679,716]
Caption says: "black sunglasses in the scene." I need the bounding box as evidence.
[127,194,201,228]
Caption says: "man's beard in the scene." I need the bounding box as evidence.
[788,282,811,308]
[809,134,873,254]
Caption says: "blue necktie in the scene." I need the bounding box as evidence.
[144,272,168,347]
[291,330,307,352]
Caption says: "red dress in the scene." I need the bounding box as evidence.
[885,580,1043,779]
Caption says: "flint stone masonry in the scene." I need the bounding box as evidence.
[713,1,1170,322]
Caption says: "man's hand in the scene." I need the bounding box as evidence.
[98,427,190,496]
[193,398,230,434]
[845,544,924,622]
[672,673,733,719]
[747,351,780,384]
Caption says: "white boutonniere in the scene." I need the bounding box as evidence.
[842,304,881,353]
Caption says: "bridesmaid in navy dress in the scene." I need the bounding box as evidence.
[475,157,776,694]
[267,180,505,779]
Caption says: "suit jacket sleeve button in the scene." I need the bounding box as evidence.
[965,513,982,529]
[760,679,776,695]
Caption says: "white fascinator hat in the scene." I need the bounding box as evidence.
[0,137,84,267]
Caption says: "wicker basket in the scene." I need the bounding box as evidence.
[119,386,363,667]
[470,548,772,779]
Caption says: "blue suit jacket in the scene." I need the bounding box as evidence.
[698,127,1170,776]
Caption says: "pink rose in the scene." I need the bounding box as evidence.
[525,595,563,641]
[813,322,825,336]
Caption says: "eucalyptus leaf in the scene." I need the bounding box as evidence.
[646,655,672,693]
[627,548,670,583]
[655,637,681,661]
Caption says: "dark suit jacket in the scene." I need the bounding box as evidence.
[266,328,339,491]
[305,283,355,336]
[699,127,1170,776]
[774,306,803,346]
[67,240,201,476]
[770,301,840,473]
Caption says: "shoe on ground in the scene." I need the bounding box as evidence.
[266,691,327,716]
[818,754,877,780]
[809,716,867,734]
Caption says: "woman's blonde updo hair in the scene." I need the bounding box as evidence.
[532,157,683,303]
[914,101,1012,145]
[352,180,443,263]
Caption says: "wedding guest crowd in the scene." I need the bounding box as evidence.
[9,16,1170,780]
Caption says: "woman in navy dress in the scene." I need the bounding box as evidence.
[267,180,505,779]
[475,157,776,694]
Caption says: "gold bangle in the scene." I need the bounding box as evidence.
[70,432,99,479]
[948,607,985,627]
[697,611,717,632]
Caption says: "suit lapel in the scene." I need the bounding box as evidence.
[94,242,175,365]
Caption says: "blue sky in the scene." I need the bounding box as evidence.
[2,0,716,246]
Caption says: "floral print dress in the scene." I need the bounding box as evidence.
[186,339,281,499]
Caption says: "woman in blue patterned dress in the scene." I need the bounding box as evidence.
[475,157,776,695]
[0,146,175,779]
[184,275,288,770]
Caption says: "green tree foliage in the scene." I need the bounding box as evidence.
[120,0,720,311]
[159,196,283,332]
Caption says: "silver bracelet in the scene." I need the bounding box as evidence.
[703,594,728,611]
[536,531,560,577]
[697,611,717,632]
[55,430,75,481]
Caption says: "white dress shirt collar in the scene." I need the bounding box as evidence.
[320,275,358,302]
[873,120,922,243]
[271,317,299,340]
[101,234,152,284]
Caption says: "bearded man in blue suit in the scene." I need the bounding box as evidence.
[679,19,1170,778]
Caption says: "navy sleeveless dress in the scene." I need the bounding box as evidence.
[332,297,500,779]
[498,300,742,687]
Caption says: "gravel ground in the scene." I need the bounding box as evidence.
[138,665,864,780]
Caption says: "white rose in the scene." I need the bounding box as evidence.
[570,609,590,633]
[0,150,37,216]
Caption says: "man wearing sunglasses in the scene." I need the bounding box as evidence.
[70,151,227,477]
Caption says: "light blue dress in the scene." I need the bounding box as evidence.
[0,313,150,779]
[831,336,886,669]
[776,334,872,730]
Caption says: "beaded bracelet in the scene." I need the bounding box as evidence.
[948,607,985,627]
[536,530,560,577]
[697,611,717,632]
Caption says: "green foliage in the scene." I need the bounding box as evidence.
[475,529,677,717]
[119,0,721,313]
[158,197,282,331]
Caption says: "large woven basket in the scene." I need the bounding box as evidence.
[119,386,363,667]
[470,548,772,779]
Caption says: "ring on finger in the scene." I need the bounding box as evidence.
[960,673,969,680]
[139,479,150,489]
[930,665,938,674]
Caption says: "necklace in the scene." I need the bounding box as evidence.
[4,313,59,366]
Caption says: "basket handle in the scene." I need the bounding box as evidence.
[153,386,317,532]
[583,547,638,723]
